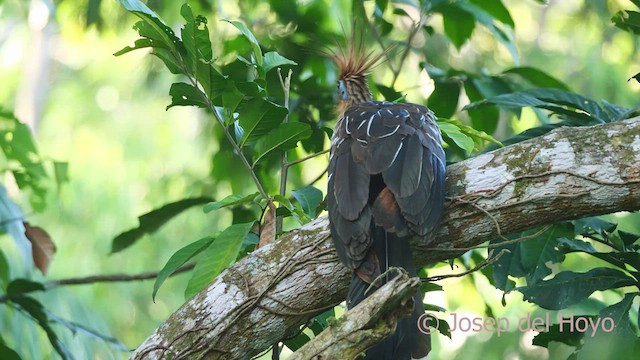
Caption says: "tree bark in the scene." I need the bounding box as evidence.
[288,269,419,360]
[131,117,640,359]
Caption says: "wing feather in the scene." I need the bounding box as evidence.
[328,100,446,269]
[333,142,369,221]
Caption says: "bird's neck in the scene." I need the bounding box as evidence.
[338,76,372,115]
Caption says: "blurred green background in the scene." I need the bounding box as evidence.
[0,0,638,359]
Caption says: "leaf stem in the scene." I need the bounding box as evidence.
[277,68,293,233]
[180,62,270,200]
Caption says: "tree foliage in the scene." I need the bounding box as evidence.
[1,0,639,358]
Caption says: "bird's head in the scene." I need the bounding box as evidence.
[324,32,388,112]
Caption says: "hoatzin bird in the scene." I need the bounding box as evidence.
[326,38,446,359]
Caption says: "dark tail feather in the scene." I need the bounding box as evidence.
[347,271,370,309]
[346,227,430,359]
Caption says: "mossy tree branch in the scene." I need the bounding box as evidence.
[132,117,640,359]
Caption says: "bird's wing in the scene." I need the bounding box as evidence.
[328,101,446,272]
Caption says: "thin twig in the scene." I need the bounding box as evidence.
[49,263,195,287]
[419,225,552,253]
[178,55,269,200]
[581,233,619,250]
[391,12,426,88]
[422,249,510,282]
[309,167,329,187]
[276,68,293,236]
[284,149,330,168]
[0,264,195,304]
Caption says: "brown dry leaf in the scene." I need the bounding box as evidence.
[24,222,56,274]
[258,200,277,249]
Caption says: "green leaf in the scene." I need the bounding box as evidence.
[197,63,227,100]
[236,231,259,260]
[619,230,640,247]
[252,122,311,166]
[291,186,323,218]
[111,197,212,253]
[438,118,503,147]
[491,235,526,291]
[483,122,567,151]
[574,217,617,237]
[0,339,21,360]
[420,282,443,293]
[440,4,476,49]
[283,332,311,351]
[374,0,389,14]
[118,0,159,18]
[0,109,49,211]
[612,10,640,35]
[532,322,585,348]
[375,84,404,102]
[469,0,514,28]
[185,222,255,298]
[525,88,607,121]
[6,279,45,296]
[153,236,214,300]
[558,238,640,271]
[601,99,636,121]
[273,194,311,224]
[575,293,640,360]
[437,122,475,155]
[180,3,222,101]
[180,3,213,76]
[0,250,9,288]
[113,38,155,56]
[237,98,287,146]
[53,161,69,186]
[435,318,452,339]
[11,296,72,360]
[263,51,297,73]
[116,0,187,75]
[465,92,546,110]
[503,67,570,91]
[308,308,335,335]
[86,0,102,28]
[151,48,184,75]
[520,223,574,285]
[117,0,181,52]
[222,84,244,124]
[518,268,636,310]
[428,80,460,118]
[167,82,208,109]
[236,81,265,96]
[458,2,519,63]
[471,75,514,101]
[463,80,500,134]
[203,192,260,213]
[224,20,263,66]
[465,88,608,122]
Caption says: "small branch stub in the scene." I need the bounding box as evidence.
[288,269,420,360]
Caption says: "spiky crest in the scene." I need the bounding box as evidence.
[322,26,391,112]
[329,29,385,81]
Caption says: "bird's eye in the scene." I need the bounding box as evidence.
[337,80,348,101]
